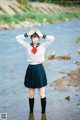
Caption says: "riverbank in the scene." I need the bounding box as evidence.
[50,68,80,91]
[0,11,80,30]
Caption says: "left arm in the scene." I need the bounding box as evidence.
[41,35,55,48]
[36,30,55,48]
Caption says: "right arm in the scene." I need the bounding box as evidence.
[16,34,29,48]
[16,30,35,48]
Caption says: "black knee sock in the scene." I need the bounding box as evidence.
[29,98,34,113]
[41,97,46,114]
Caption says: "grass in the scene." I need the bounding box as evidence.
[0,11,80,25]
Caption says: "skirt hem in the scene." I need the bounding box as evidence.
[24,84,47,89]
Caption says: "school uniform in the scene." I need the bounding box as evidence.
[16,34,55,89]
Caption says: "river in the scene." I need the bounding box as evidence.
[0,20,80,120]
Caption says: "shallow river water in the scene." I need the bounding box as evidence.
[0,20,80,120]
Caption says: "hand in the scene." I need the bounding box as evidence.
[27,30,36,36]
[36,30,43,38]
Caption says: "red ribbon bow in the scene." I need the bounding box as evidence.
[31,47,37,54]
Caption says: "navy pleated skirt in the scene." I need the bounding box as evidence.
[24,63,47,88]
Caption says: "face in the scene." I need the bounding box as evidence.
[32,37,39,45]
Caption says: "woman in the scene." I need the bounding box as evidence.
[16,30,55,114]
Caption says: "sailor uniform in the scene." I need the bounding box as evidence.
[16,34,55,88]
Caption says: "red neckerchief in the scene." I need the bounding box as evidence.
[31,46,37,54]
[30,43,40,55]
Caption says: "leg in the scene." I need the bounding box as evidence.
[38,87,46,98]
[28,88,35,98]
[38,87,46,114]
[28,88,35,113]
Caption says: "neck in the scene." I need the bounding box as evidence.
[34,44,37,47]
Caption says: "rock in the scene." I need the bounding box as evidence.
[48,55,56,60]
[73,61,78,64]
[48,54,71,60]
[77,103,80,106]
[65,96,71,101]
[0,23,10,30]
[13,24,21,29]
[0,19,42,30]
[73,61,80,66]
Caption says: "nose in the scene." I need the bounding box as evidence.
[34,39,37,42]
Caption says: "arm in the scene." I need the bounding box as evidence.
[16,34,29,48]
[36,30,55,48]
[42,35,55,48]
[16,30,35,48]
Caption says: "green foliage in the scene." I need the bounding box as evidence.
[0,14,15,23]
[30,0,80,6]
[0,11,80,25]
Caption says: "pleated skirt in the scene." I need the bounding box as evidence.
[24,63,47,88]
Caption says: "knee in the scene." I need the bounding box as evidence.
[39,93,46,98]
[29,92,35,98]
[38,87,46,98]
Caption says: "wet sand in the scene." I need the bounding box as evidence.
[50,68,80,91]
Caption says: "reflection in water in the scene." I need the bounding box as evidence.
[41,114,47,120]
[28,113,47,120]
[28,113,34,120]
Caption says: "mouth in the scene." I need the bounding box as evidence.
[34,41,37,43]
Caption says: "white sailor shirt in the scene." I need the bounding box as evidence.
[16,34,55,63]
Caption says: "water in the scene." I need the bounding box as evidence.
[0,20,80,120]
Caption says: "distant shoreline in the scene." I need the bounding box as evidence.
[0,1,80,30]
[0,11,80,30]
